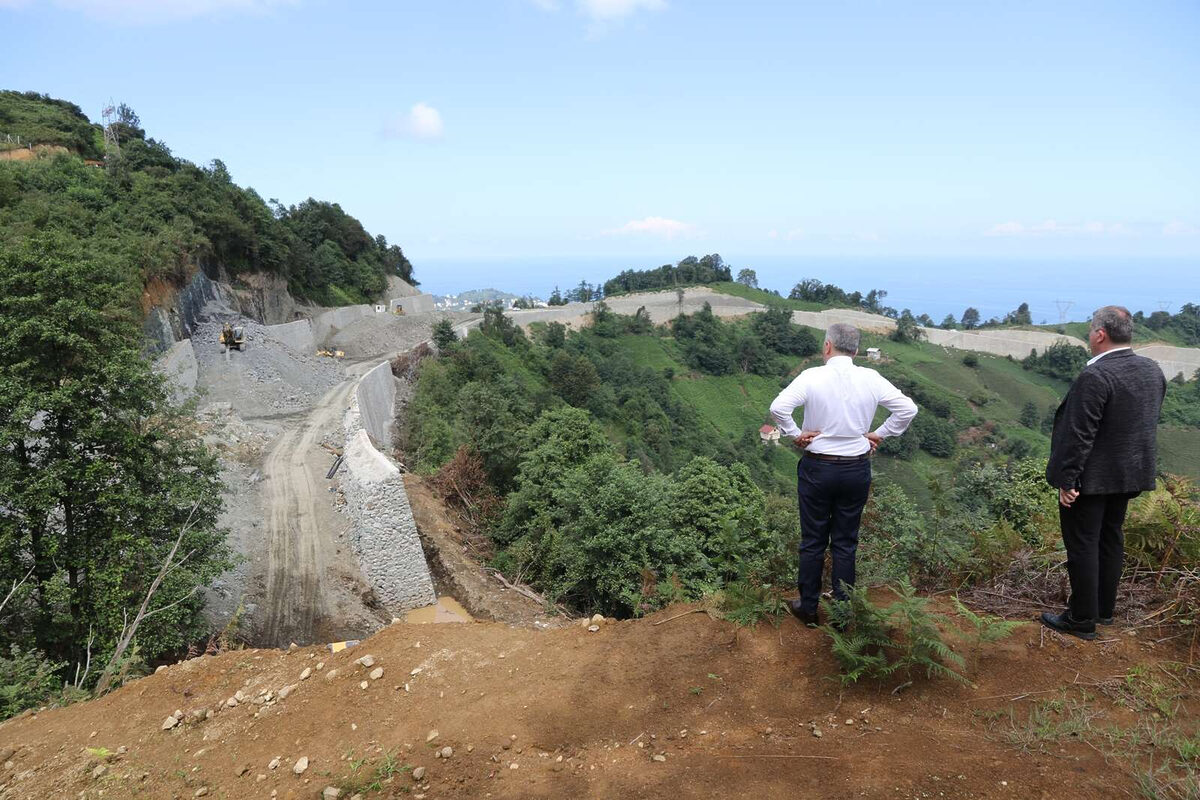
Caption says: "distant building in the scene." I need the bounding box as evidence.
[759,424,780,446]
[866,347,881,361]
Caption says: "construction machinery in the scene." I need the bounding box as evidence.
[219,323,246,353]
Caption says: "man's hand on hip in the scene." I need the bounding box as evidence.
[794,430,821,449]
[864,432,882,453]
[1059,488,1080,508]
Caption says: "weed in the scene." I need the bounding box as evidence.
[689,686,703,695]
[337,751,411,795]
[951,596,1025,674]
[715,580,787,627]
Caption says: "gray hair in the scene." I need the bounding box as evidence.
[825,323,861,355]
[1091,305,1133,344]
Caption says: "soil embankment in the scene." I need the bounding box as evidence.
[0,607,1178,799]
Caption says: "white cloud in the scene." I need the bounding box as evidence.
[1163,221,1199,236]
[607,216,695,238]
[579,0,665,21]
[5,0,295,22]
[384,103,444,141]
[985,221,1026,237]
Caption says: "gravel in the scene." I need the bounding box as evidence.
[192,320,345,418]
[327,312,474,359]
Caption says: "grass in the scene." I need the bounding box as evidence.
[707,281,829,311]
[338,750,412,795]
[1159,427,1200,480]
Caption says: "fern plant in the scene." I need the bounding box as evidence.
[951,596,1025,674]
[820,583,896,685]
[820,580,972,688]
[885,580,968,685]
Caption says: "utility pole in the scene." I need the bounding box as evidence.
[1054,300,1074,325]
[101,101,120,161]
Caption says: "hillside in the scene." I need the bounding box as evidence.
[1,603,1195,800]
[0,91,415,309]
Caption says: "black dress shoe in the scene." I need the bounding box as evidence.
[787,599,819,628]
[1098,616,1114,625]
[1040,611,1097,640]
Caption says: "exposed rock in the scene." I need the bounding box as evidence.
[587,625,600,633]
[161,716,179,731]
[369,667,384,680]
[268,757,281,770]
[651,754,667,762]
[292,755,309,775]
[355,655,376,668]
[438,747,453,759]
[91,764,107,779]
[591,614,605,626]
[324,669,339,681]
[426,729,439,743]
[194,788,209,797]
[412,766,426,781]
[359,681,369,690]
[300,667,312,681]
[321,787,342,799]
[278,683,298,700]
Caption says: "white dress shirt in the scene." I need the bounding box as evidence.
[769,356,919,456]
[1086,346,1131,366]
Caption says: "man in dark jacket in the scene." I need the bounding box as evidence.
[1043,305,1166,639]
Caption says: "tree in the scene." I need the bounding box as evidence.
[431,318,457,350]
[540,321,566,349]
[890,310,926,344]
[0,235,228,682]
[548,350,599,407]
[547,286,567,306]
[1005,302,1032,326]
[940,314,957,330]
[1019,401,1040,429]
[736,269,759,288]
[960,307,981,330]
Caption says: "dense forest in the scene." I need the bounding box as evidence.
[0,90,415,306]
[407,301,1089,620]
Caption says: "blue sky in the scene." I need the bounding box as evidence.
[3,0,1199,273]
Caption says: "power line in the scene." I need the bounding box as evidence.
[1054,299,1074,325]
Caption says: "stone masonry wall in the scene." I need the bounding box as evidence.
[340,360,435,613]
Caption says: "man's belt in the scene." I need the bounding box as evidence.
[804,452,871,463]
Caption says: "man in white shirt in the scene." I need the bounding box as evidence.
[769,323,918,626]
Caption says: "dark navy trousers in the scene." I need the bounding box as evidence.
[796,456,872,615]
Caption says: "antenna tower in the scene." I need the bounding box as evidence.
[1157,301,1171,313]
[101,101,120,160]
[1054,300,1074,325]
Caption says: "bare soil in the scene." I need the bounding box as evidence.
[2,605,1192,800]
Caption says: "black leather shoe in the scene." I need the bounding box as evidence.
[787,599,819,628]
[1098,616,1114,625]
[1040,611,1097,640]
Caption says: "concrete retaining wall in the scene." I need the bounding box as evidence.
[264,319,316,355]
[154,339,198,404]
[355,360,397,449]
[340,357,435,614]
[790,309,1088,357]
[390,294,437,315]
[1134,345,1200,381]
[312,304,375,347]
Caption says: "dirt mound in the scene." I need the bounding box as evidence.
[192,321,345,418]
[2,605,1184,800]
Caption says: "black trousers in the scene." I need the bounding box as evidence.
[796,457,872,615]
[1060,492,1135,622]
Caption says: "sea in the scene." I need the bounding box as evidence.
[415,255,1197,325]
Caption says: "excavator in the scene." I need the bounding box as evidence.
[219,323,246,353]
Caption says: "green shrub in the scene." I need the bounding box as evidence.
[0,646,64,721]
[820,581,968,687]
